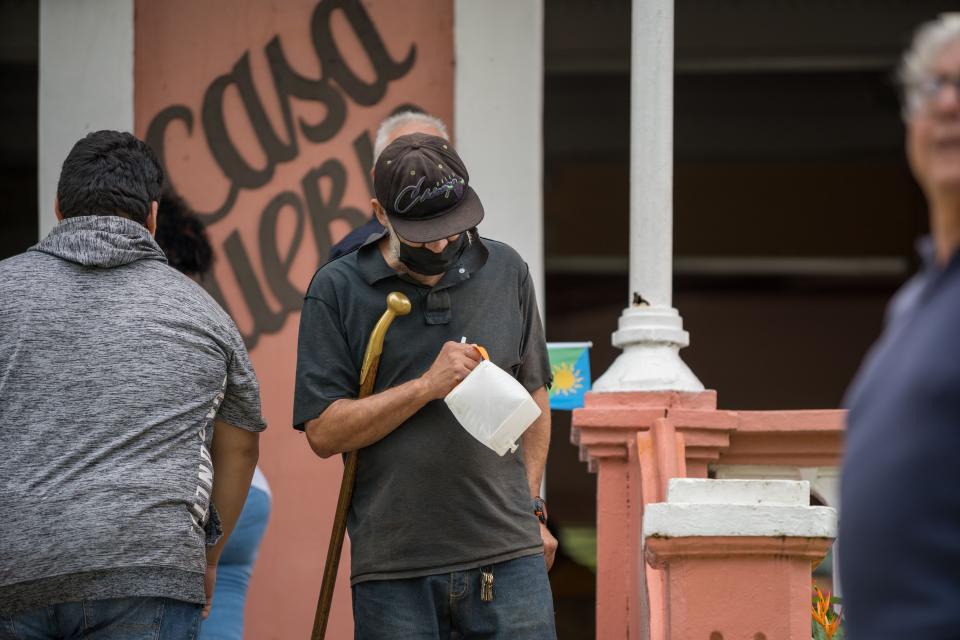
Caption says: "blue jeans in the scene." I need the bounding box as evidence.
[199,484,271,640]
[352,554,557,640]
[0,597,201,640]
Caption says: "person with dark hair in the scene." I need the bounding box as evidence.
[155,192,214,278]
[55,129,164,225]
[153,194,272,640]
[0,130,266,639]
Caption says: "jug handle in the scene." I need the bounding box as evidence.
[471,344,490,361]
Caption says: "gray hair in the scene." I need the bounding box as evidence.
[899,13,960,117]
[373,111,449,161]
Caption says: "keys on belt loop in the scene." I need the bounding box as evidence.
[480,566,494,602]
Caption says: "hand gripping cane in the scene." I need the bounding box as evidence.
[312,291,411,640]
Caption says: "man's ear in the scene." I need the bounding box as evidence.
[146,200,159,236]
[54,196,64,222]
[372,199,388,226]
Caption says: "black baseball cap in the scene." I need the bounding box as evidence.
[373,132,484,243]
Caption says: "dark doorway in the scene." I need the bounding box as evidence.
[0,0,38,260]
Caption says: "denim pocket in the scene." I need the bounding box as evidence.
[83,597,163,638]
[82,597,201,640]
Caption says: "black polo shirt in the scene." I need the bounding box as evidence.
[293,232,551,584]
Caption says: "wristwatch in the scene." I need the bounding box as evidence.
[533,496,548,525]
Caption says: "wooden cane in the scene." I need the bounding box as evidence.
[311,291,411,640]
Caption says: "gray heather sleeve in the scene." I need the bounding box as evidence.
[216,331,267,432]
[517,263,552,392]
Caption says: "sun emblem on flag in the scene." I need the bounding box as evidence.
[552,361,585,397]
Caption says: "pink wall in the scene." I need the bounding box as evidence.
[134,2,453,637]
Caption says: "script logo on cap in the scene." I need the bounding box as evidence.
[394,175,467,214]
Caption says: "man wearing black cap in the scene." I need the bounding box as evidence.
[293,133,557,638]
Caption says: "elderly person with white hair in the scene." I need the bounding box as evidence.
[294,127,558,637]
[840,13,960,639]
[328,110,449,260]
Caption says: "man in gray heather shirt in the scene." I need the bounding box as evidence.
[0,131,266,640]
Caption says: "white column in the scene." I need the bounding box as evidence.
[453,0,545,314]
[801,466,842,597]
[38,0,134,238]
[593,0,701,392]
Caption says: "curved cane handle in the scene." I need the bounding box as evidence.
[359,292,411,391]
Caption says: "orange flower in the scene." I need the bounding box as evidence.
[812,587,829,624]
[812,585,841,639]
[812,605,825,626]
[824,615,841,638]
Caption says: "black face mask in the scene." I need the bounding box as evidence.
[397,234,467,276]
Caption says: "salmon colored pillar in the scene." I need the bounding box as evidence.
[572,392,660,640]
[643,479,836,640]
[573,391,720,639]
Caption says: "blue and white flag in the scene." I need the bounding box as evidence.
[546,342,592,410]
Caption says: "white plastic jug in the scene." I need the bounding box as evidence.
[444,345,542,456]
